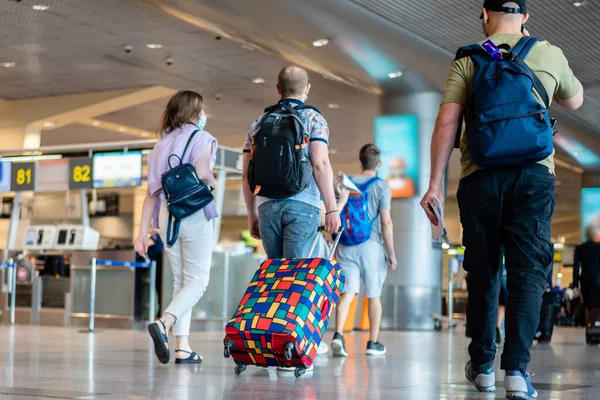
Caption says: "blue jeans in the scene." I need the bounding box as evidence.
[257,200,320,259]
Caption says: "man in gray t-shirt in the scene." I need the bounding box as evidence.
[330,144,397,358]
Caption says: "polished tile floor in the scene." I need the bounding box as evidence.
[0,325,598,399]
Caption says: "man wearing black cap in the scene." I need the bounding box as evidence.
[421,1,583,399]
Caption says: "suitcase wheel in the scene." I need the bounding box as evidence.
[284,342,294,361]
[294,367,306,378]
[224,340,234,359]
[234,364,247,375]
[434,319,442,332]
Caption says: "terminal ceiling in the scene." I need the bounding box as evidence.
[0,0,596,240]
[1,0,598,167]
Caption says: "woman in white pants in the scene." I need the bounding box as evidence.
[135,90,218,365]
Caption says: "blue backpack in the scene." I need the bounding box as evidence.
[337,177,380,246]
[455,36,554,167]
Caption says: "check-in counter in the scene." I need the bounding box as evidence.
[10,253,68,326]
[70,249,139,329]
[4,249,139,327]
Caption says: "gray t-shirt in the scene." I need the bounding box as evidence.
[350,176,392,244]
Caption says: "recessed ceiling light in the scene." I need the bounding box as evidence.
[388,70,404,79]
[1,62,16,68]
[43,121,55,127]
[252,77,266,84]
[328,103,340,109]
[312,38,330,47]
[573,1,583,6]
[330,149,339,154]
[91,121,100,126]
[32,5,49,11]
[146,43,163,49]
[141,132,150,137]
[118,127,127,132]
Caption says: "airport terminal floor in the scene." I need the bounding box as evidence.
[2,0,600,399]
[0,325,598,400]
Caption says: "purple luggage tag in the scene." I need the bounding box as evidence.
[482,40,503,61]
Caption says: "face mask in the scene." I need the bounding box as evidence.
[301,85,310,102]
[196,113,207,131]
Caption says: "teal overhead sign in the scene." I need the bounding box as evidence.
[374,114,419,199]
[581,188,600,242]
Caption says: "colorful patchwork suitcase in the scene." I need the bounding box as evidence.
[223,228,345,378]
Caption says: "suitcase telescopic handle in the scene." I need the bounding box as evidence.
[307,226,344,260]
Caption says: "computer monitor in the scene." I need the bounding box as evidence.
[92,152,142,188]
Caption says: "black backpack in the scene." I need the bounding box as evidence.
[161,130,214,247]
[247,103,319,199]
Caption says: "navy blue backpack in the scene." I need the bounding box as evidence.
[337,177,380,246]
[455,36,554,167]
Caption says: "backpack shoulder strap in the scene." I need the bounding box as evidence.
[513,36,539,59]
[263,103,284,113]
[352,176,381,195]
[453,44,492,149]
[363,177,381,192]
[168,129,200,168]
[180,129,200,160]
[453,45,486,149]
[511,37,550,108]
[355,177,382,224]
[165,212,180,248]
[296,104,322,115]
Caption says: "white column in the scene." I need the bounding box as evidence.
[380,91,444,330]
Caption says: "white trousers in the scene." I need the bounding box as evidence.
[159,202,213,336]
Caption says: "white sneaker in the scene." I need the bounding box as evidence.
[316,342,329,355]
[465,360,496,393]
[505,370,537,399]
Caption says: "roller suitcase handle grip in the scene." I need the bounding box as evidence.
[307,226,344,260]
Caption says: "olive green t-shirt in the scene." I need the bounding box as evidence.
[441,34,581,178]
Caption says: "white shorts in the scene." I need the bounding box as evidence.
[336,239,387,298]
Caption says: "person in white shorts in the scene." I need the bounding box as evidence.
[330,144,397,357]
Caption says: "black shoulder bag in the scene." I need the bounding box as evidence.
[161,130,214,247]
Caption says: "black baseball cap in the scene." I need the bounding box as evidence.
[480,0,527,19]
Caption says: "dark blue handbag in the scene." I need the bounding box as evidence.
[161,130,213,247]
